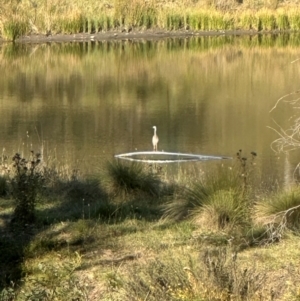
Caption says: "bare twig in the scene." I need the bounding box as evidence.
[292,162,300,181]
[269,90,300,113]
[291,58,300,64]
[268,113,300,153]
[258,204,300,245]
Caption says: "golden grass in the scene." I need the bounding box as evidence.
[1,32,300,299]
[254,188,300,233]
[7,216,299,300]
[1,154,300,300]
[1,0,300,40]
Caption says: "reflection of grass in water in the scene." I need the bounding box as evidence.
[0,39,297,187]
[1,36,299,106]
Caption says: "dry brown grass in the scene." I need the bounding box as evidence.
[1,157,300,300]
[1,0,300,40]
[3,217,298,300]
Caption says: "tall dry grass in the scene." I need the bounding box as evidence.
[1,0,300,40]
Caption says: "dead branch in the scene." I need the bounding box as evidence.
[269,90,300,113]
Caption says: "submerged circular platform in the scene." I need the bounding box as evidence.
[115,151,232,163]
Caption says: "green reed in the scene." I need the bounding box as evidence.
[276,11,290,30]
[197,11,210,30]
[60,13,85,34]
[1,19,28,41]
[289,9,300,30]
[188,13,201,30]
[96,15,114,31]
[212,12,235,30]
[167,13,184,30]
[257,9,276,31]
[238,11,255,30]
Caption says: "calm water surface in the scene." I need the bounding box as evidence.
[1,34,300,183]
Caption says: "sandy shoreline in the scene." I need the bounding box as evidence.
[0,28,285,44]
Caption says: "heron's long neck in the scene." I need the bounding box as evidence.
[154,128,156,135]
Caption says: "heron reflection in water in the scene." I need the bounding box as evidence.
[152,126,159,151]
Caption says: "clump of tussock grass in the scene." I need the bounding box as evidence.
[161,197,193,221]
[254,187,300,233]
[162,163,244,221]
[63,177,104,201]
[105,160,161,197]
[163,150,258,235]
[194,189,249,232]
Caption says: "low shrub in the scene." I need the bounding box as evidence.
[106,160,161,197]
[254,187,300,235]
[10,152,44,225]
[194,189,249,231]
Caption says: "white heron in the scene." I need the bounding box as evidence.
[152,126,159,151]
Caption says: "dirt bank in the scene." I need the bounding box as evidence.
[1,28,278,44]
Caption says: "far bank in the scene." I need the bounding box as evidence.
[1,0,300,42]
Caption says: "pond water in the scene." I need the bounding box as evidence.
[1,34,300,185]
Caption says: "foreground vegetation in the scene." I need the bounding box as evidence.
[1,149,300,300]
[1,0,300,41]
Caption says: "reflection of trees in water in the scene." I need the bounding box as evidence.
[7,71,84,104]
[66,73,83,103]
[9,72,35,102]
[0,37,300,173]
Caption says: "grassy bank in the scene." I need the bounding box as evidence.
[1,150,300,300]
[1,0,300,41]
